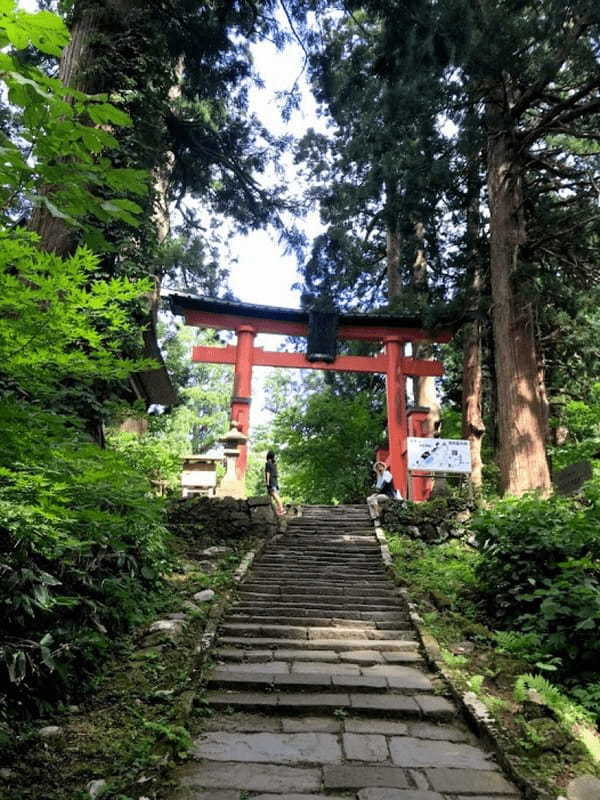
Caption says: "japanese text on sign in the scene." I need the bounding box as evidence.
[407,437,472,474]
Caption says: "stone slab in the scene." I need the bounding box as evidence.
[278,691,351,708]
[343,732,389,761]
[363,666,433,689]
[415,695,456,720]
[291,661,359,675]
[252,796,349,800]
[388,737,492,769]
[340,650,385,664]
[323,764,410,789]
[207,690,278,708]
[426,768,517,794]
[455,797,521,800]
[382,653,423,664]
[408,722,469,742]
[275,649,339,661]
[171,790,240,800]
[213,661,290,674]
[202,713,281,732]
[332,674,388,690]
[281,717,340,733]
[345,719,409,735]
[192,732,342,764]
[350,694,420,715]
[358,792,443,800]
[178,761,321,792]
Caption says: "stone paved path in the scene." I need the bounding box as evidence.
[173,505,521,800]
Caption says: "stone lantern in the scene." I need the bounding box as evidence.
[216,422,248,498]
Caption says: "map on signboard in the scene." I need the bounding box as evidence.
[407,437,472,474]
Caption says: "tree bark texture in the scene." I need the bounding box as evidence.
[461,169,485,488]
[29,2,105,254]
[386,224,401,300]
[29,0,144,255]
[411,221,440,435]
[486,92,551,496]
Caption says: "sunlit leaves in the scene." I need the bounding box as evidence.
[0,0,147,241]
[0,230,154,398]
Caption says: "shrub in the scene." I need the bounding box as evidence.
[0,402,170,706]
[471,481,600,676]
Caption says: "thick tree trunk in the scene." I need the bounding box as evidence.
[29,0,140,255]
[486,92,551,496]
[386,224,401,300]
[461,169,485,489]
[462,318,485,488]
[29,2,105,254]
[412,221,440,435]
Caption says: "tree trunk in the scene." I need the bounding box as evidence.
[461,168,485,489]
[29,0,139,255]
[486,90,551,496]
[412,221,440,435]
[386,224,401,300]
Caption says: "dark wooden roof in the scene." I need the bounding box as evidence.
[130,326,178,408]
[167,292,436,330]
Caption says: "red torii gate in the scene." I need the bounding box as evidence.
[169,294,452,500]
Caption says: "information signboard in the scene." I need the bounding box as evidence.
[407,437,471,474]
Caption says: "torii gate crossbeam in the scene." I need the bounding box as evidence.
[169,294,452,500]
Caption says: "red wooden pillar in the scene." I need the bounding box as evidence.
[407,406,433,502]
[231,324,256,479]
[384,336,408,499]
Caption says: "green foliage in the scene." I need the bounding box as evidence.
[472,481,600,676]
[0,0,147,243]
[387,534,480,617]
[0,403,170,702]
[0,230,153,399]
[271,384,384,504]
[108,431,183,489]
[514,674,594,729]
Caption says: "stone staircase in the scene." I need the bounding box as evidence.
[174,505,520,800]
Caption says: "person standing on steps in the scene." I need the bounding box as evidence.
[265,450,285,516]
[367,461,401,523]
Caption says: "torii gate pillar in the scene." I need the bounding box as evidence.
[385,336,408,499]
[231,324,256,477]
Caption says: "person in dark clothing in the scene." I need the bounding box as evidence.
[265,450,285,516]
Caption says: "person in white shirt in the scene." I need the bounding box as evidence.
[367,461,401,522]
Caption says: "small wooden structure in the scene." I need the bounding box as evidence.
[181,453,221,497]
[169,293,454,500]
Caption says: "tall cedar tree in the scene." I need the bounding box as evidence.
[297,9,453,434]
[349,0,600,495]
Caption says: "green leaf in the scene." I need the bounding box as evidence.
[87,102,132,128]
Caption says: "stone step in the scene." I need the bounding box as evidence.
[245,576,391,586]
[250,569,389,578]
[218,637,419,652]
[208,663,434,693]
[220,624,416,641]
[239,586,397,598]
[216,648,423,665]
[265,553,380,560]
[225,616,407,630]
[204,690,455,720]
[231,607,410,622]
[238,592,399,605]
[233,595,407,619]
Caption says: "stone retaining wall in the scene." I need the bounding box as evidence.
[168,494,279,540]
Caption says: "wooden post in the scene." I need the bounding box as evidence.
[385,336,408,499]
[231,324,256,479]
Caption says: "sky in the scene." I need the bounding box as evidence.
[208,24,329,428]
